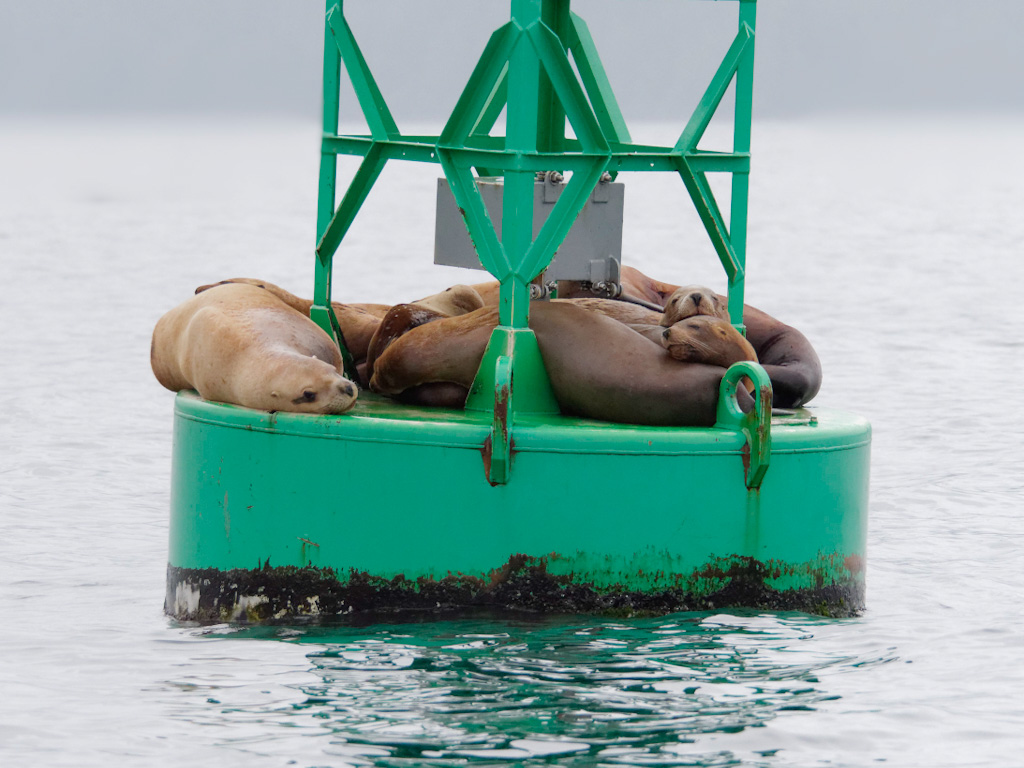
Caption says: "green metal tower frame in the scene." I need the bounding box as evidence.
[312,0,760,484]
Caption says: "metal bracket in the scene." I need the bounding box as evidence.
[715,361,772,489]
[486,354,514,485]
[309,303,359,383]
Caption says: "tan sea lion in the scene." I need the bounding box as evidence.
[554,297,667,346]
[660,315,757,395]
[369,302,751,426]
[660,285,731,326]
[556,297,661,326]
[194,278,389,363]
[468,280,501,306]
[619,265,680,308]
[411,284,484,316]
[151,283,358,414]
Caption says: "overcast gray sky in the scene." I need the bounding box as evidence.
[2,0,1022,121]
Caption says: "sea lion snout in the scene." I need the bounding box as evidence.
[313,376,358,414]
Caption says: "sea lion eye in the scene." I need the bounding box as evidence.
[291,390,318,404]
[687,323,701,330]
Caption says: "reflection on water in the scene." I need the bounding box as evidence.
[165,613,897,766]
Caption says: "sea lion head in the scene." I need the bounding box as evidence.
[364,304,448,382]
[661,315,757,369]
[412,284,485,316]
[660,285,730,327]
[266,358,359,415]
[441,284,486,315]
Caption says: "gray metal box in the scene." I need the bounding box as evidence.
[434,176,624,283]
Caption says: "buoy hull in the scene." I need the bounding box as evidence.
[166,392,870,622]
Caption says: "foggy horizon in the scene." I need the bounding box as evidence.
[2,0,1023,122]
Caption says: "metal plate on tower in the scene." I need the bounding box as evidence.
[434,175,624,283]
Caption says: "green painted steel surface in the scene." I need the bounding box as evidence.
[311,0,763,480]
[169,392,869,598]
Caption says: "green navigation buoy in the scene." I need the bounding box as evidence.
[165,0,870,623]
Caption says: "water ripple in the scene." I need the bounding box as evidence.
[160,613,901,765]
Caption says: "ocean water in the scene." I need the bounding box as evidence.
[1,115,1022,766]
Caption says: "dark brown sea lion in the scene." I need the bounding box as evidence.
[362,285,487,384]
[363,304,449,386]
[152,283,358,414]
[369,302,750,426]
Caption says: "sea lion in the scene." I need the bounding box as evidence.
[660,314,757,371]
[555,297,750,372]
[468,280,502,306]
[628,272,821,407]
[411,284,484,316]
[364,304,449,385]
[660,285,731,326]
[619,265,681,308]
[741,302,821,408]
[547,267,822,408]
[362,285,485,384]
[557,297,661,326]
[370,302,750,426]
[151,283,358,414]
[552,297,675,347]
[469,266,685,310]
[194,278,389,364]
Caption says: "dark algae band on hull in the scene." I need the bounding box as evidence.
[166,554,865,624]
